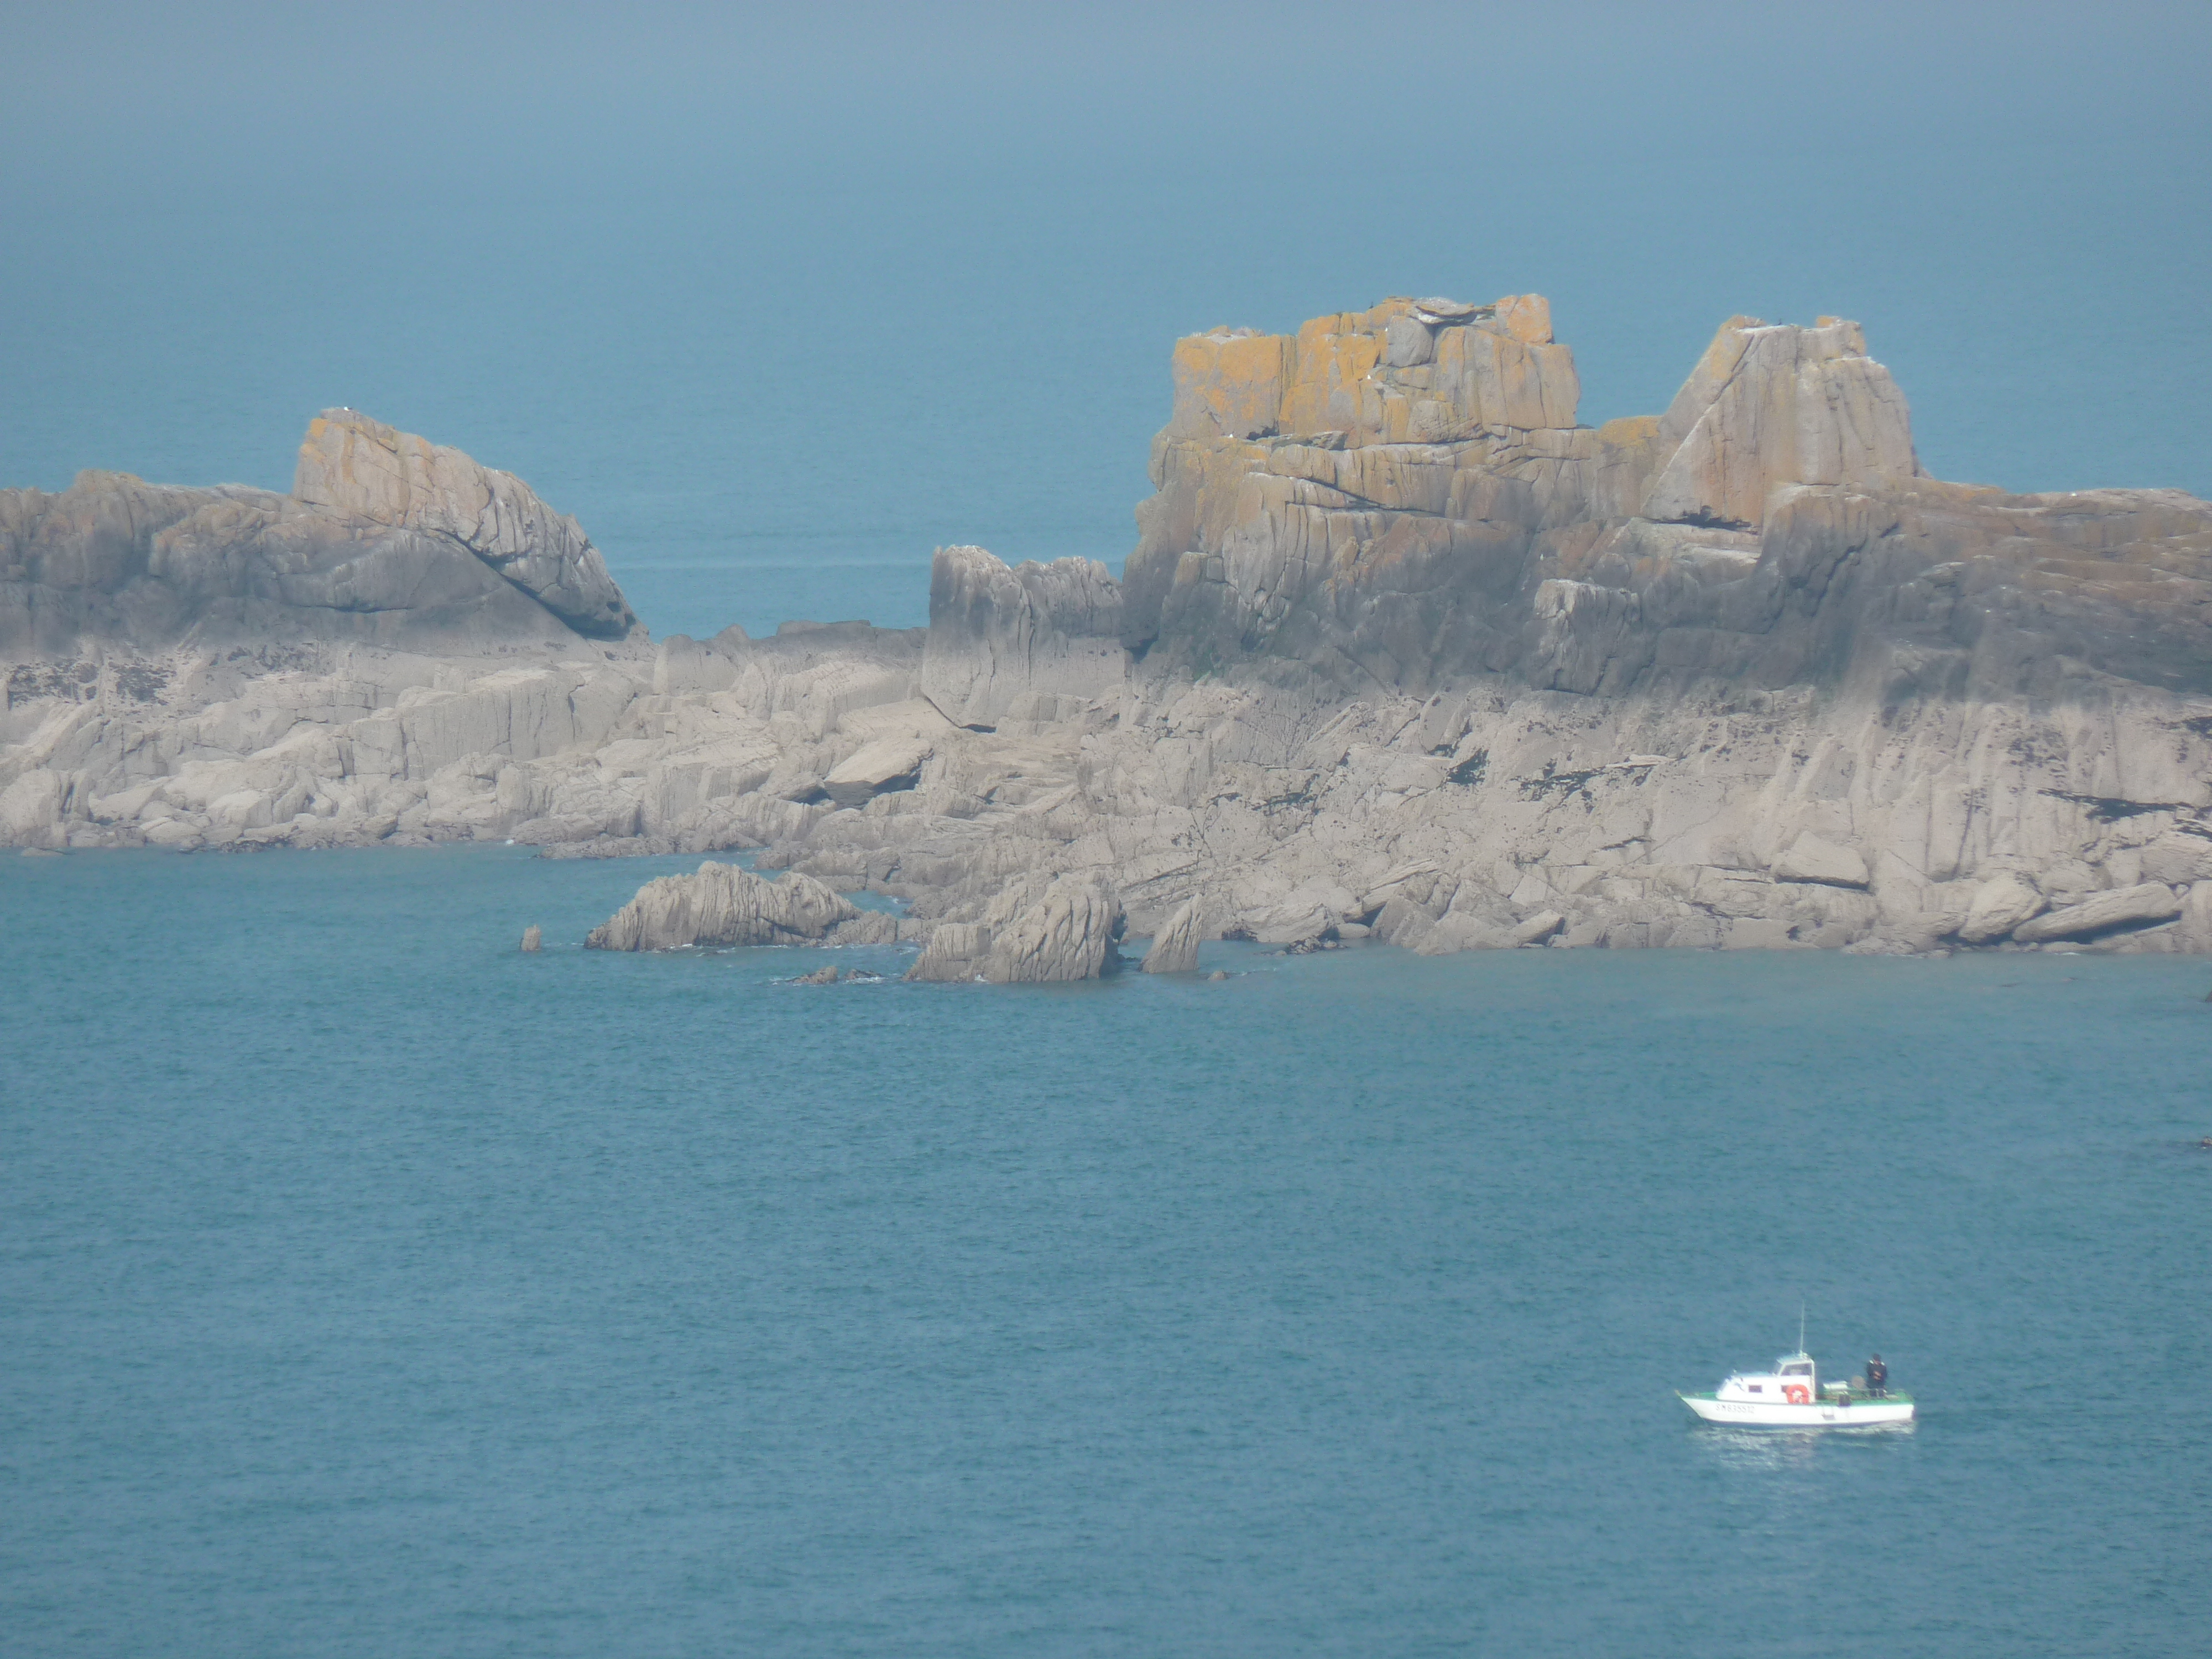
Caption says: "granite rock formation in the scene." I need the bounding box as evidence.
[8,295,2212,968]
[920,545,1127,728]
[584,862,858,951]
[1,411,637,659]
[1140,896,1203,974]
[979,873,1125,983]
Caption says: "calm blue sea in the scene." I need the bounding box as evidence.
[4,846,2209,1656]
[8,11,2212,1651]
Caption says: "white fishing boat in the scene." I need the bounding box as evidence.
[1678,1317,1914,1427]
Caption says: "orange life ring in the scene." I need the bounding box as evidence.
[1783,1384,1811,1405]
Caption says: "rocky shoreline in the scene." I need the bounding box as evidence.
[8,298,2211,968]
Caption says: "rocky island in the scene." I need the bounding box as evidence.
[7,298,2211,971]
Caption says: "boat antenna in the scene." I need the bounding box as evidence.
[1799,1302,1807,1357]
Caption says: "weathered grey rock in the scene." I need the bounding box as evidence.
[1772,833,1869,889]
[822,735,932,807]
[294,410,637,639]
[0,769,66,849]
[1141,897,1203,973]
[1512,910,1564,946]
[8,292,2212,966]
[520,925,541,953]
[2012,883,2182,945]
[906,921,991,982]
[907,925,995,987]
[1956,875,2045,944]
[585,861,858,951]
[2140,831,2212,887]
[981,875,1124,983]
[1640,317,1919,529]
[920,546,1126,728]
[792,964,839,985]
[823,910,909,946]
[1,413,638,659]
[1119,295,2212,703]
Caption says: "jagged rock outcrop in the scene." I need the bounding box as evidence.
[906,921,990,982]
[1119,297,2212,705]
[1141,896,1203,973]
[8,291,2212,967]
[0,411,637,659]
[293,410,637,638]
[980,875,1125,982]
[585,861,858,951]
[920,545,1126,728]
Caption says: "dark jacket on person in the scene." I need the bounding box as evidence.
[1866,1357,1888,1395]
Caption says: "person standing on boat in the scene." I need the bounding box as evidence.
[1866,1354,1888,1397]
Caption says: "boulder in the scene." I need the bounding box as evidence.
[294,410,637,638]
[520,925,542,953]
[1,411,640,656]
[2140,831,2212,888]
[1512,910,1566,946]
[906,921,991,983]
[1772,833,1869,889]
[822,735,932,807]
[2012,883,2182,945]
[1640,317,1918,529]
[1141,897,1203,974]
[0,770,66,849]
[982,875,1124,983]
[584,861,858,951]
[1956,875,2045,944]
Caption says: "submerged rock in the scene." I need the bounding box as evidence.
[585,861,858,951]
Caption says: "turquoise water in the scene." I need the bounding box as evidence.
[5,846,2209,1656]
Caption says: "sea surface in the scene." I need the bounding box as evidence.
[4,846,2209,1657]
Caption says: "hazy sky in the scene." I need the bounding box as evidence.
[5,2,2207,633]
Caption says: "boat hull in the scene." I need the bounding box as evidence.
[1679,1392,1914,1427]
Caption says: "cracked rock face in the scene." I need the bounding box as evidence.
[585,861,857,951]
[919,545,1126,729]
[1121,298,2212,705]
[8,291,2212,966]
[1141,896,1203,974]
[294,411,637,639]
[2,412,639,659]
[980,874,1125,983]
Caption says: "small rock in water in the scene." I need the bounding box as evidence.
[1207,969,1229,982]
[520,926,542,952]
[794,964,839,985]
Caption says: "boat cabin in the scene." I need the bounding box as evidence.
[1715,1352,1820,1404]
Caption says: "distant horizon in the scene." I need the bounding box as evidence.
[7,1,2207,637]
